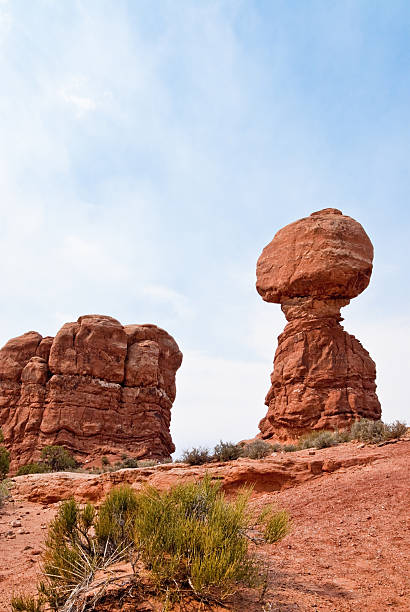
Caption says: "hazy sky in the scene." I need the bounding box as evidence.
[1,0,409,456]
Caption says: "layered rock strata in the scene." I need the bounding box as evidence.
[256,208,381,441]
[0,315,182,469]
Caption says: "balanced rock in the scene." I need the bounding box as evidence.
[256,208,381,441]
[0,315,182,470]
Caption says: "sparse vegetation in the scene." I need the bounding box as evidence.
[385,420,408,439]
[14,477,280,609]
[95,485,138,553]
[283,444,298,453]
[241,439,273,459]
[180,446,212,465]
[41,445,77,471]
[299,430,340,450]
[213,440,242,462]
[16,462,50,476]
[259,506,291,543]
[0,428,10,479]
[0,478,10,510]
[0,445,10,479]
[11,594,44,612]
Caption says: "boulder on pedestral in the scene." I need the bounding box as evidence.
[256,208,380,441]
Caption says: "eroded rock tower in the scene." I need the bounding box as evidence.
[256,208,380,441]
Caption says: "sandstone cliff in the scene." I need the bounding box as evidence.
[0,315,182,469]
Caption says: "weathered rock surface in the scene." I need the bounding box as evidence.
[256,208,381,441]
[12,443,385,504]
[0,315,182,470]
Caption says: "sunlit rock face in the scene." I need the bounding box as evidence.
[0,315,182,470]
[256,208,381,441]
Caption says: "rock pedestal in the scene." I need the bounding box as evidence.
[256,208,381,441]
[0,315,182,469]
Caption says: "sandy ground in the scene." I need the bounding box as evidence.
[0,440,409,611]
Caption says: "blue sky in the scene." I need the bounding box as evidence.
[0,0,409,455]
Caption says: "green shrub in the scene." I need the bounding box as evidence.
[385,420,407,439]
[10,478,273,608]
[213,440,242,462]
[101,456,109,467]
[0,428,3,443]
[180,446,211,465]
[0,446,10,479]
[41,445,77,472]
[283,444,297,453]
[42,498,99,607]
[259,506,291,543]
[133,476,257,600]
[95,485,138,553]
[17,462,50,476]
[241,440,273,459]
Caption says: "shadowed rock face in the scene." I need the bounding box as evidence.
[256,208,381,441]
[0,315,182,469]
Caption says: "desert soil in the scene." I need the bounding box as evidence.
[0,441,409,611]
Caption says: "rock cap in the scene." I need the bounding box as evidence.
[256,208,374,302]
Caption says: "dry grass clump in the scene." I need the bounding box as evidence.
[299,430,341,450]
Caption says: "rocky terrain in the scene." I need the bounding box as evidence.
[0,315,182,470]
[1,439,409,611]
[256,208,381,441]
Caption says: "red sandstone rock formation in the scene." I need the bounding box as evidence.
[256,208,381,441]
[0,315,182,470]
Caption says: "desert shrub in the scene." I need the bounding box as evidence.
[17,462,50,476]
[95,485,138,553]
[119,456,139,469]
[0,479,10,510]
[213,440,242,462]
[259,506,291,543]
[0,428,3,443]
[41,445,77,472]
[133,476,257,600]
[11,595,44,612]
[41,498,99,607]
[283,444,298,453]
[180,446,212,465]
[350,419,386,443]
[271,442,283,452]
[10,478,275,609]
[385,420,407,439]
[335,429,352,443]
[0,445,10,479]
[101,456,109,467]
[241,439,272,459]
[312,431,339,449]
